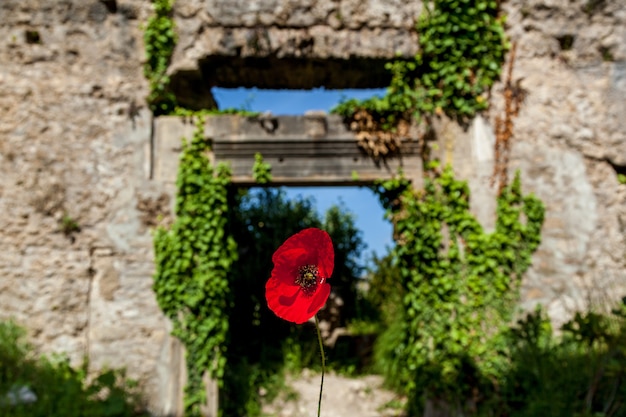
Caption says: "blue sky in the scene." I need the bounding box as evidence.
[213,87,393,265]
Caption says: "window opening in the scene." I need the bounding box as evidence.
[212,86,386,115]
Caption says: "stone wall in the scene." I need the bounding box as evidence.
[498,0,626,322]
[0,0,624,415]
[0,1,178,414]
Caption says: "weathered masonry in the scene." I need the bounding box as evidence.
[153,114,422,186]
[169,1,421,109]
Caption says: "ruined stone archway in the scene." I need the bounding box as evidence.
[2,0,625,415]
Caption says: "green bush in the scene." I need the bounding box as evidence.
[0,320,147,417]
[482,306,626,417]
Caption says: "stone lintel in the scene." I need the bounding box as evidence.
[154,114,422,186]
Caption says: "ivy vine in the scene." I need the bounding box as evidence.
[252,152,272,184]
[374,165,545,411]
[152,117,237,416]
[333,0,508,129]
[143,0,261,117]
[144,0,177,115]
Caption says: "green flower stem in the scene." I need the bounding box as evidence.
[314,314,326,417]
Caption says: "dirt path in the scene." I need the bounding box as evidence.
[263,370,406,417]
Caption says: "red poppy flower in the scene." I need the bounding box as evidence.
[265,228,334,324]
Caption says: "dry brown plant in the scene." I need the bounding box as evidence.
[492,42,527,194]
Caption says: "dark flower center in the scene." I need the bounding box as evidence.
[296,264,320,295]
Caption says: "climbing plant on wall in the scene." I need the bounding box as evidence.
[152,117,237,416]
[144,0,177,115]
[333,0,507,130]
[328,1,545,411]
[372,165,544,413]
[143,0,260,117]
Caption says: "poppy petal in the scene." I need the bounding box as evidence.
[310,231,334,279]
[265,279,331,324]
[307,282,331,316]
[271,247,309,285]
[272,229,320,265]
